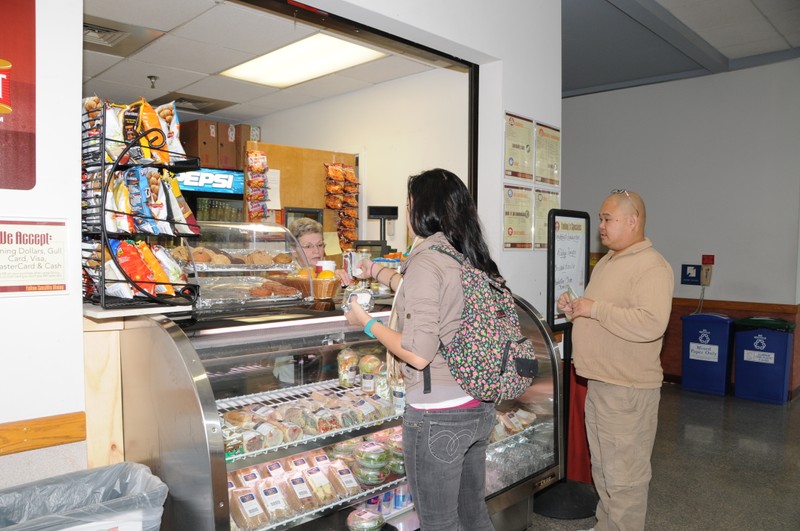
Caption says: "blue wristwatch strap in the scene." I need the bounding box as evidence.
[364,318,382,338]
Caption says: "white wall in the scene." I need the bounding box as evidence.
[280,0,562,310]
[257,68,468,254]
[0,0,84,422]
[0,0,86,485]
[562,59,800,305]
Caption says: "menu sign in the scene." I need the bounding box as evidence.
[546,209,590,330]
[0,0,36,190]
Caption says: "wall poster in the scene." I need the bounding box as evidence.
[504,112,534,181]
[533,187,560,250]
[0,218,68,296]
[534,122,560,187]
[502,184,534,250]
[546,209,590,330]
[0,0,36,190]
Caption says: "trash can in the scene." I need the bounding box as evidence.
[681,313,734,396]
[733,317,796,404]
[0,462,168,530]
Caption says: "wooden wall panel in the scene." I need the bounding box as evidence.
[0,412,85,456]
[246,141,356,214]
[83,320,125,467]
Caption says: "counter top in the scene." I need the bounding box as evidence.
[83,303,192,320]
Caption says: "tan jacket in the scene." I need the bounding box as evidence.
[572,237,674,388]
[395,233,470,405]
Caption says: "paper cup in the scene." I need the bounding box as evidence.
[316,260,336,274]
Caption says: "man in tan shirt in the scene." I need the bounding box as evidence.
[558,189,674,531]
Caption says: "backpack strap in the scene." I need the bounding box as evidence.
[429,244,465,265]
[423,365,432,394]
[422,245,459,396]
[431,244,507,293]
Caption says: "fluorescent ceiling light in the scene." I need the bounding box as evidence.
[222,33,386,88]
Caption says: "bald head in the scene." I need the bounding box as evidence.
[608,190,646,228]
[599,189,646,251]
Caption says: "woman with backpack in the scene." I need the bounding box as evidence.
[344,168,500,530]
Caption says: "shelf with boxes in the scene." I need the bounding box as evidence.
[180,119,261,170]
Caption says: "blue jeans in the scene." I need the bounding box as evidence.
[402,401,497,531]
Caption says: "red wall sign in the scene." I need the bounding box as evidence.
[0,0,36,190]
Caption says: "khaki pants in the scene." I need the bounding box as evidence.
[585,380,660,531]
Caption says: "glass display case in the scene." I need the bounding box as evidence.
[175,221,342,314]
[118,296,561,531]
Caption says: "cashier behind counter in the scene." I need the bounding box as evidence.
[274,219,351,387]
[288,218,354,287]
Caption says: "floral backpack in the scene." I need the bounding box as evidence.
[423,245,538,401]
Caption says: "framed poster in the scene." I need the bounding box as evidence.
[502,184,534,250]
[0,0,36,190]
[547,209,590,330]
[0,218,68,295]
[534,122,560,187]
[503,112,534,181]
[533,187,560,250]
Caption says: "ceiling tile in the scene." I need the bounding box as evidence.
[753,0,800,17]
[720,36,793,57]
[83,0,218,32]
[179,75,279,103]
[785,30,800,47]
[699,17,783,49]
[171,3,316,55]
[664,0,761,30]
[128,34,253,74]
[339,55,433,84]
[83,50,123,77]
[769,12,800,41]
[292,75,373,99]
[207,103,278,122]
[83,78,168,104]
[95,59,206,93]
[247,89,318,110]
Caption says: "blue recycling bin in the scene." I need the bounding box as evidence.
[681,313,734,396]
[734,317,795,404]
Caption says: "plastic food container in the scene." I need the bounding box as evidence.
[353,441,391,469]
[346,508,385,531]
[329,437,363,459]
[386,432,403,456]
[350,462,391,486]
[338,349,360,387]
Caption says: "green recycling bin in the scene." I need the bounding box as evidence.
[734,317,795,404]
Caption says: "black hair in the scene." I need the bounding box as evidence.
[407,168,502,281]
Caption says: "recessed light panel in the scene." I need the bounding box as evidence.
[221,33,386,88]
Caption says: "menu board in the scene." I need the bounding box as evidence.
[547,209,590,330]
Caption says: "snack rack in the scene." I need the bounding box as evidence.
[80,102,201,309]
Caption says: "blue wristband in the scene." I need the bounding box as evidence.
[364,318,382,339]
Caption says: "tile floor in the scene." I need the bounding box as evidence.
[527,382,800,530]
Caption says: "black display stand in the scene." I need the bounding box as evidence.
[533,328,598,519]
[535,209,598,519]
